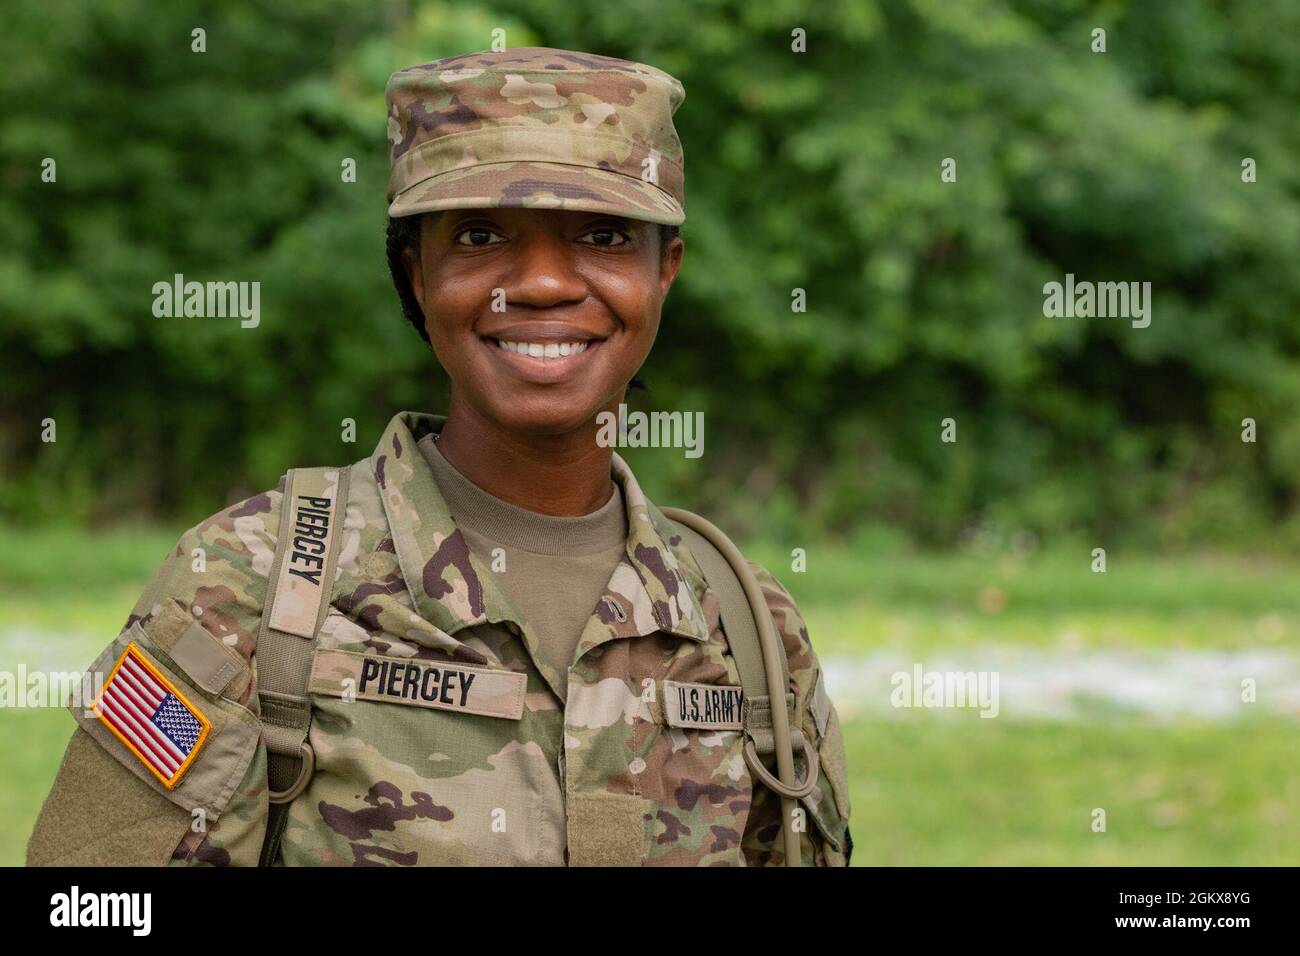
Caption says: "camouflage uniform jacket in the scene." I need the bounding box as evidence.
[29,411,852,866]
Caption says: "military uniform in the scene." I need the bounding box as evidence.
[27,48,852,867]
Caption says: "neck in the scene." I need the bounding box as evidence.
[435,396,617,516]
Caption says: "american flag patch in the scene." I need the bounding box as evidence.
[91,642,212,789]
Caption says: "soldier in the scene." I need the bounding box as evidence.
[27,46,851,867]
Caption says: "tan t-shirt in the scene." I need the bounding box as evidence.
[420,436,627,701]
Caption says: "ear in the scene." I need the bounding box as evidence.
[658,233,684,298]
[402,242,426,311]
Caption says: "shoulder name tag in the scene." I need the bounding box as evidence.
[268,474,342,639]
[663,680,743,731]
[310,648,526,720]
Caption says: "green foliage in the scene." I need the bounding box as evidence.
[2,0,1297,549]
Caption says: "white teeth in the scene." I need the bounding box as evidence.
[493,339,591,359]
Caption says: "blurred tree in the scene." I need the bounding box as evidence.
[1,0,1297,550]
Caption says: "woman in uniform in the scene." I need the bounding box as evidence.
[28,46,851,867]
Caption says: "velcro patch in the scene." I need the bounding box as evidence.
[310,648,526,720]
[662,680,743,730]
[811,669,832,738]
[91,642,212,789]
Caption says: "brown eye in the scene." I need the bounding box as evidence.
[579,228,629,247]
[454,227,504,247]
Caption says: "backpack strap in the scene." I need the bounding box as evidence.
[256,465,350,866]
[661,507,818,867]
[664,518,786,714]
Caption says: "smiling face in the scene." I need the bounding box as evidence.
[402,208,683,438]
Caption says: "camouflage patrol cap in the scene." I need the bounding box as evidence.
[385,47,686,225]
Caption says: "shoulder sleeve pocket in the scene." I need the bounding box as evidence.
[69,621,262,821]
[800,670,852,865]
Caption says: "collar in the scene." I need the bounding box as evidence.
[370,411,712,644]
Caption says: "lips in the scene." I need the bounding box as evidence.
[479,321,605,343]
[478,323,607,383]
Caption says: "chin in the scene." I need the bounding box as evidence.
[491,395,607,438]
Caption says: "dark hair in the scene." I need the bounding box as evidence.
[386,213,681,343]
[387,214,428,340]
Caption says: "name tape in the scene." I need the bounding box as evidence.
[268,482,340,639]
[309,648,526,721]
[662,680,744,731]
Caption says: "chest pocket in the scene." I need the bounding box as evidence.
[646,678,751,865]
[560,669,752,867]
[278,630,565,867]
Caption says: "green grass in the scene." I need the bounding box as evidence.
[745,541,1300,657]
[844,715,1300,865]
[1,522,1295,866]
[1,708,78,865]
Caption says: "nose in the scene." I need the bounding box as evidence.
[501,229,588,309]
